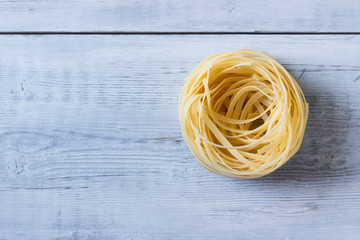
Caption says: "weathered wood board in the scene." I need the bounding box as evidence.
[0,35,359,239]
[0,0,359,32]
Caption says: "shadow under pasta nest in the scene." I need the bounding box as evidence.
[256,84,352,183]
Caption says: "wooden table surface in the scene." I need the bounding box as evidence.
[0,1,359,239]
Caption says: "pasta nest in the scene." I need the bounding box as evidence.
[179,49,308,178]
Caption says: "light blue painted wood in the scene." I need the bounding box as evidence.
[0,35,359,239]
[0,0,359,32]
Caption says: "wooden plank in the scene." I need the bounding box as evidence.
[0,35,359,239]
[0,0,359,32]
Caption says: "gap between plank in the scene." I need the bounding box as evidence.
[0,31,359,35]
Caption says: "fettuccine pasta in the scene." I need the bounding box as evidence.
[179,49,308,179]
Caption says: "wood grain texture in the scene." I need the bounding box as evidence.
[0,35,359,239]
[0,0,359,32]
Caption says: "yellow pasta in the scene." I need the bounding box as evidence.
[179,49,308,179]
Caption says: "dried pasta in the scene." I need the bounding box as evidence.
[179,49,308,179]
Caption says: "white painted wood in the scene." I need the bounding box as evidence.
[0,0,359,32]
[0,35,359,239]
